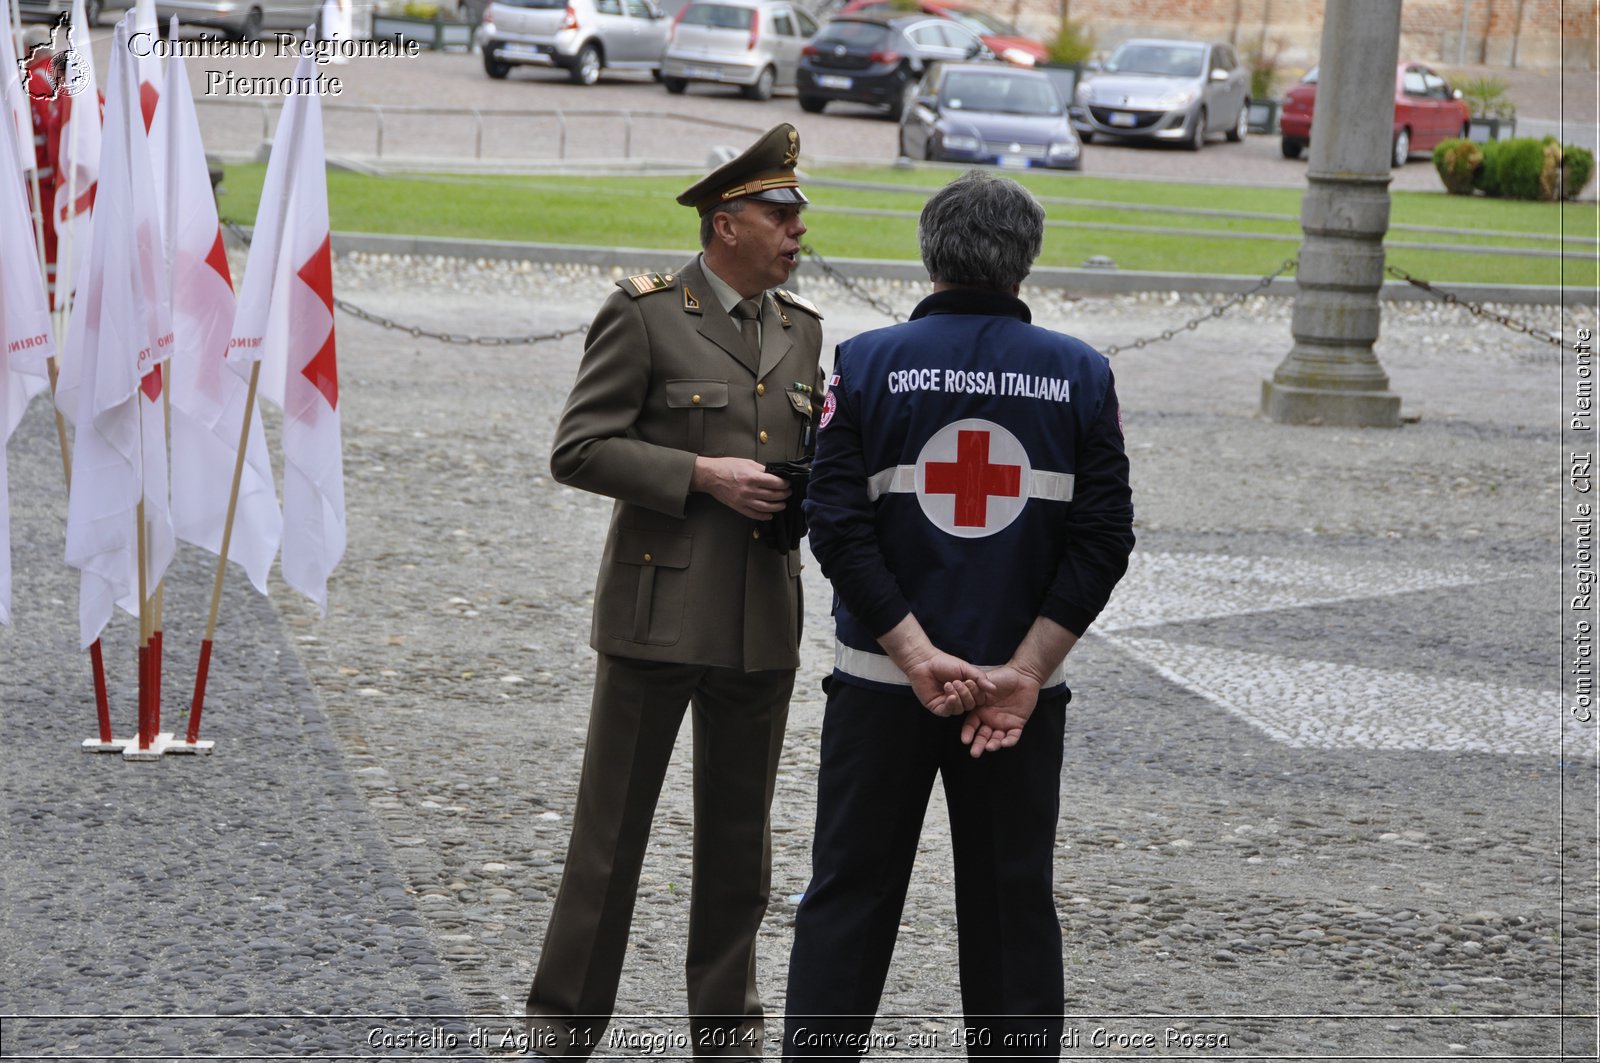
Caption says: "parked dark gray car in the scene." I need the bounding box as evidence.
[899,61,1081,170]
[1070,37,1249,151]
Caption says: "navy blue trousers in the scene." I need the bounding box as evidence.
[783,679,1068,1060]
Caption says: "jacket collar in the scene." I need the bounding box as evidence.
[909,287,1032,324]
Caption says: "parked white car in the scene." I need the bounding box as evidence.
[661,0,818,100]
[480,0,672,84]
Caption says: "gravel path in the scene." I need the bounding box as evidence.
[1,249,1595,1060]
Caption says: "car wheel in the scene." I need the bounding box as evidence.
[483,47,511,79]
[1186,107,1206,151]
[799,95,826,114]
[743,65,776,101]
[1227,100,1248,142]
[1079,129,1093,144]
[236,6,263,41]
[664,76,688,94]
[1391,126,1410,167]
[1280,136,1303,159]
[570,43,601,85]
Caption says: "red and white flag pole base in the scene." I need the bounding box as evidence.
[80,734,214,759]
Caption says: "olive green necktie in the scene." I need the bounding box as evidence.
[732,297,762,358]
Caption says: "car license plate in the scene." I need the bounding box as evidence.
[1109,111,1138,127]
[501,44,547,61]
[684,65,718,80]
[816,74,852,90]
[1000,153,1029,169]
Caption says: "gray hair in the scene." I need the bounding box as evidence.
[699,196,748,248]
[918,171,1044,291]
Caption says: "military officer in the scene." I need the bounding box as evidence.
[525,124,824,1061]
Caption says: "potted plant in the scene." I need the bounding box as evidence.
[1041,16,1094,105]
[1243,38,1287,133]
[1459,76,1517,142]
[372,0,475,51]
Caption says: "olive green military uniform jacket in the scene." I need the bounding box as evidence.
[551,256,825,672]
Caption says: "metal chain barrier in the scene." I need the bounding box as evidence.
[801,244,908,323]
[1099,257,1299,357]
[1385,264,1565,348]
[220,219,589,348]
[802,245,1300,356]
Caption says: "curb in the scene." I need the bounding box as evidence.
[312,230,1590,307]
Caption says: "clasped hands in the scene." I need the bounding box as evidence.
[901,651,1043,760]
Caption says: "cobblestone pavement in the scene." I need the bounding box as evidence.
[1,247,1595,1060]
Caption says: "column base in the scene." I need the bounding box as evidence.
[1261,380,1402,428]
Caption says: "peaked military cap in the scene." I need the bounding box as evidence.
[677,123,808,216]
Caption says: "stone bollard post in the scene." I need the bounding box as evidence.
[1262,0,1403,428]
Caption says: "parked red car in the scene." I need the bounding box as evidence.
[1279,61,1471,167]
[837,0,1049,65]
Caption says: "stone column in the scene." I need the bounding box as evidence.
[1261,0,1402,428]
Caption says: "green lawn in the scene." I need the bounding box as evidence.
[215,163,1598,289]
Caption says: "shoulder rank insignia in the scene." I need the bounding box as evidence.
[773,288,822,319]
[618,271,677,298]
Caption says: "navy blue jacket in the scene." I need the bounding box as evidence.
[804,288,1135,693]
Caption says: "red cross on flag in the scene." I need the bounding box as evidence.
[915,419,1029,539]
[228,52,345,614]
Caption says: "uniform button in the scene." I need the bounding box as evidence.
[643,553,652,562]
[759,431,769,444]
[752,529,761,540]
[691,394,702,405]
[756,383,766,396]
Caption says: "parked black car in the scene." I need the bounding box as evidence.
[899,62,1082,170]
[797,13,991,120]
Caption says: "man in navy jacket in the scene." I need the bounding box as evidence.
[784,171,1135,1059]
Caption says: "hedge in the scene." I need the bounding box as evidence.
[1432,135,1595,201]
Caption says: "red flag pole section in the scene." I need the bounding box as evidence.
[186,361,262,746]
[89,639,111,742]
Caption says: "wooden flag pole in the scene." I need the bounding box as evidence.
[187,360,261,744]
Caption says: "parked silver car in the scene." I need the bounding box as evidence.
[1071,38,1249,150]
[481,0,672,84]
[153,0,321,39]
[661,0,818,100]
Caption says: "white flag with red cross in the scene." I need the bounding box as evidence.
[150,20,280,594]
[54,0,102,305]
[228,53,344,614]
[131,0,160,131]
[1,0,35,173]
[0,89,53,625]
[56,20,174,648]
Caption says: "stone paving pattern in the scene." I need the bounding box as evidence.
[1,253,1596,1061]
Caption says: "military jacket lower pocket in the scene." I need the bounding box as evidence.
[599,526,694,647]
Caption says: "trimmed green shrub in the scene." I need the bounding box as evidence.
[1564,145,1595,200]
[1479,137,1554,200]
[1432,138,1482,195]
[1434,135,1593,200]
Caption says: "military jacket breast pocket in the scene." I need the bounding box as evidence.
[665,379,729,453]
[602,526,693,647]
